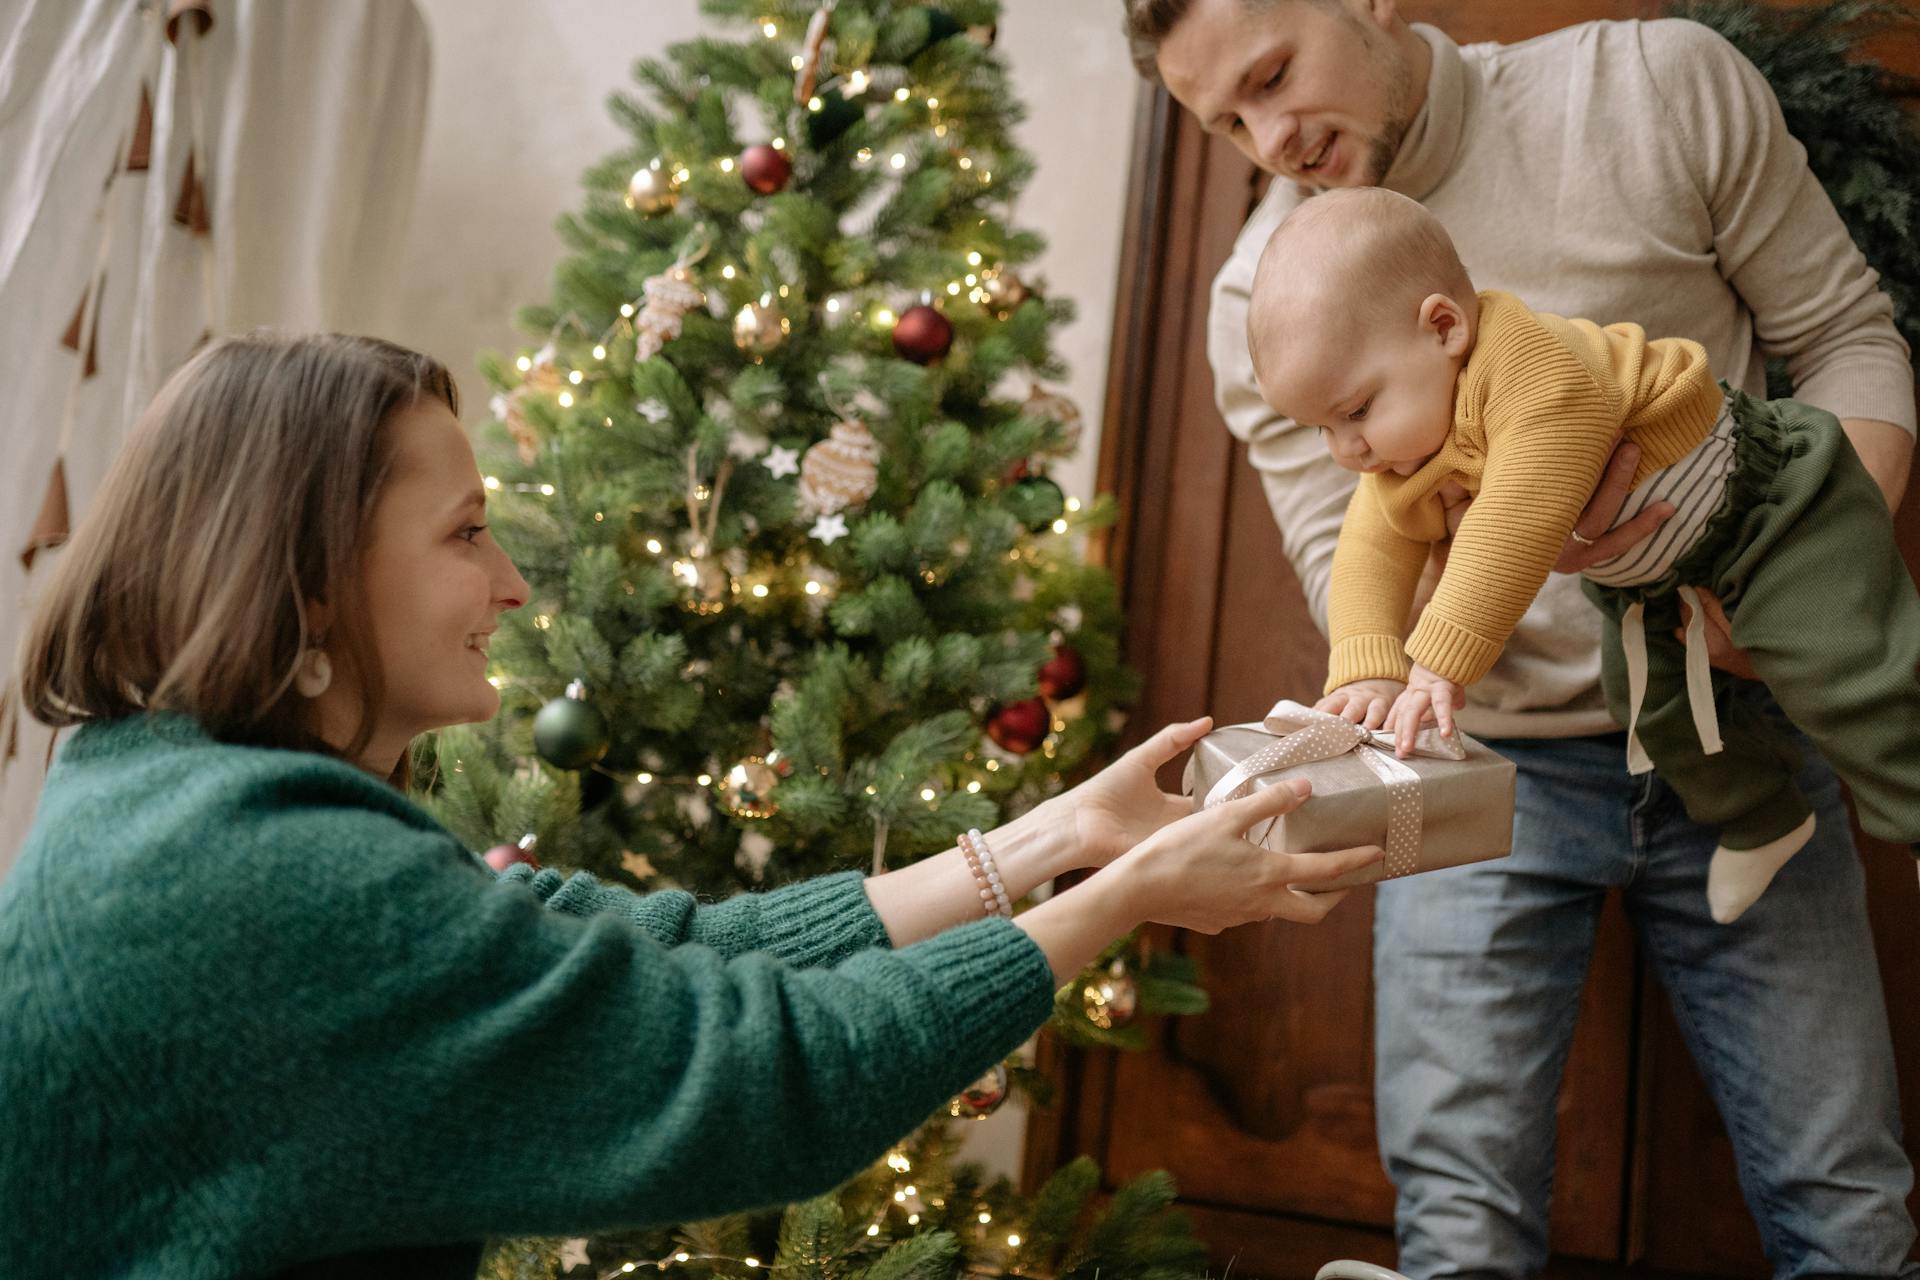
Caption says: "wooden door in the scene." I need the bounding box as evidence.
[1028,5,1920,1276]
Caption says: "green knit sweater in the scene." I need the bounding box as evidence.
[0,714,1056,1279]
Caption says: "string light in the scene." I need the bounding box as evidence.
[805,579,823,594]
[721,265,737,279]
[1051,518,1069,534]
[808,95,825,112]
[894,87,911,102]
[978,1212,992,1224]
[790,54,804,70]
[761,20,778,37]
[958,157,973,170]
[620,302,635,317]
[515,355,533,372]
[533,615,552,629]
[771,137,785,149]
[558,391,574,407]
[637,772,653,784]
[483,476,501,490]
[751,583,770,598]
[890,153,907,170]
[967,780,982,793]
[1066,497,1083,512]
[540,483,556,496]
[568,370,584,384]
[1007,1235,1021,1248]
[697,773,713,787]
[592,344,607,359]
[720,157,735,172]
[826,299,841,313]
[849,69,869,93]
[873,307,896,327]
[967,251,982,266]
[645,538,663,554]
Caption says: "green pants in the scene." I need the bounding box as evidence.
[1583,389,1920,850]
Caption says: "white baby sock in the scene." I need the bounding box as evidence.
[1706,814,1816,924]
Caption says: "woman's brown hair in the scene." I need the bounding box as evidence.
[16,332,458,774]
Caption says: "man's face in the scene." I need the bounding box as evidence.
[1156,0,1419,191]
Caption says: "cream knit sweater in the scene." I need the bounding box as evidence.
[1210,19,1915,738]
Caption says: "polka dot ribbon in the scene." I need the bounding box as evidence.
[1199,701,1467,880]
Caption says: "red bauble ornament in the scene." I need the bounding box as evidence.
[1037,644,1087,700]
[740,143,792,195]
[892,304,953,364]
[986,697,1050,754]
[483,836,541,872]
[1003,456,1031,484]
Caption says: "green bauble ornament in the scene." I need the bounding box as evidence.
[1006,475,1066,530]
[534,679,610,770]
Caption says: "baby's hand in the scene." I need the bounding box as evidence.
[1314,679,1406,730]
[1387,665,1467,756]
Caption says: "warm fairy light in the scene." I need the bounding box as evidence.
[934,124,947,138]
[1052,518,1069,534]
[808,96,824,112]
[857,147,874,163]
[751,583,769,598]
[894,1190,907,1202]
[483,475,501,490]
[867,1225,881,1237]
[697,773,714,787]
[967,251,982,266]
[967,780,982,793]
[620,302,635,317]
[720,157,735,172]
[805,579,823,594]
[744,1259,761,1270]
[772,137,785,149]
[849,69,869,93]
[927,97,939,109]
[594,511,605,522]
[904,1185,917,1196]
[947,282,961,295]
[1066,496,1082,512]
[568,369,584,384]
[826,299,841,313]
[557,391,574,407]
[778,284,790,297]
[978,1212,992,1224]
[887,1152,911,1172]
[540,483,556,496]
[958,156,973,170]
[515,355,532,371]
[487,676,502,688]
[895,87,911,101]
[920,787,936,801]
[762,20,777,36]
[623,1266,636,1274]
[721,265,737,279]
[760,291,773,307]
[533,615,551,629]
[865,784,878,795]
[873,307,896,327]
[646,537,664,554]
[982,170,992,183]
[890,153,907,170]
[1007,1235,1022,1248]
[637,772,653,784]
[965,273,978,286]
[908,1214,920,1225]
[592,344,607,359]
[674,167,690,183]
[675,1254,690,1263]
[985,760,1000,772]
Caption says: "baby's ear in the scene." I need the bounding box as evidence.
[1419,292,1472,355]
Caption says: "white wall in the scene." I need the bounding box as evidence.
[388,0,1144,1178]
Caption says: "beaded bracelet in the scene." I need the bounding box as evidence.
[959,827,1014,917]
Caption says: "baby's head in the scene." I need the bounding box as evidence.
[1248,187,1476,476]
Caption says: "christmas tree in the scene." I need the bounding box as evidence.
[422,0,1207,1273]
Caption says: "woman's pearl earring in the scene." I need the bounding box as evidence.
[294,649,333,698]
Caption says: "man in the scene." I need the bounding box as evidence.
[1120,0,1919,1275]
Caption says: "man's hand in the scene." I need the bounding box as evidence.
[1676,587,1758,681]
[1438,438,1676,573]
[1314,679,1406,730]
[1387,664,1467,756]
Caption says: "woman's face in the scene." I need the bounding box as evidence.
[314,399,529,770]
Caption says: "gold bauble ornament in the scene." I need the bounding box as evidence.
[946,1061,1010,1119]
[1081,959,1139,1030]
[797,418,881,515]
[718,755,780,819]
[1024,384,1085,457]
[980,268,1030,317]
[625,165,678,215]
[732,300,787,356]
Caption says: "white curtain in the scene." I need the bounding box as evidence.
[0,0,432,875]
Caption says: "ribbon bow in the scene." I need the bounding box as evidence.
[1195,701,1465,879]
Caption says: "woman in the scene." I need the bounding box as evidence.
[0,334,1378,1279]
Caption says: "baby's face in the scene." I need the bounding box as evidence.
[1260,305,1464,477]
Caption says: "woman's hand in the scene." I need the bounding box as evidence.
[1107,779,1382,934]
[1387,664,1465,754]
[1315,679,1405,729]
[1015,778,1382,981]
[1035,716,1216,871]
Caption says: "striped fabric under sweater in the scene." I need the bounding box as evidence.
[1583,393,1738,588]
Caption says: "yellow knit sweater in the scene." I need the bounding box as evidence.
[1325,290,1723,692]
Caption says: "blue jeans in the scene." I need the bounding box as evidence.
[1374,692,1917,1279]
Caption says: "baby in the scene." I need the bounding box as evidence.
[1248,186,1920,923]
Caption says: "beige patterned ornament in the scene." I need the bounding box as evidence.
[636,266,705,362]
[522,343,565,395]
[798,418,880,515]
[1025,383,1084,457]
[794,3,834,106]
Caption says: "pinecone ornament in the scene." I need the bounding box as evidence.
[635,266,705,362]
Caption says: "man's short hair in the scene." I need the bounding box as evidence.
[1119,0,1299,82]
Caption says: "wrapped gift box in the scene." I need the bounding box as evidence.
[1183,701,1515,890]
